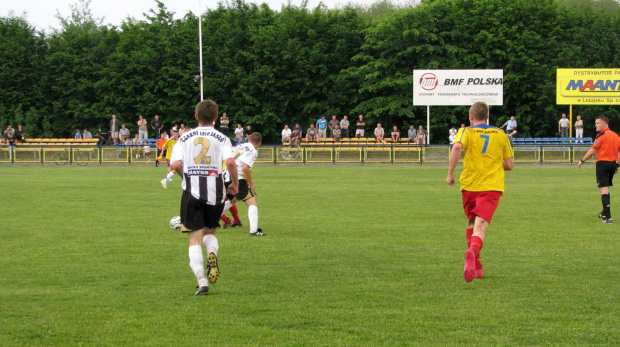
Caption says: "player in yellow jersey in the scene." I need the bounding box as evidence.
[446,101,514,282]
[159,130,178,189]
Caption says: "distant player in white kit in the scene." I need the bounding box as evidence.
[170,99,238,295]
[222,132,266,236]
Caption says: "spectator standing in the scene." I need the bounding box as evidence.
[179,124,187,136]
[244,125,252,143]
[407,125,417,144]
[152,115,163,139]
[219,112,230,137]
[137,115,148,140]
[281,125,292,144]
[391,125,400,142]
[291,123,302,146]
[306,123,318,142]
[110,114,120,144]
[74,129,82,139]
[340,115,350,139]
[316,115,327,139]
[328,115,339,138]
[558,113,569,137]
[356,114,365,138]
[15,125,25,143]
[374,123,386,143]
[449,126,457,147]
[4,125,14,140]
[446,101,514,282]
[234,124,244,144]
[416,125,427,145]
[83,129,92,139]
[577,116,620,224]
[575,115,584,141]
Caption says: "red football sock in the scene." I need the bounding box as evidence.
[220,215,230,223]
[230,205,241,223]
[466,228,473,248]
[470,236,483,257]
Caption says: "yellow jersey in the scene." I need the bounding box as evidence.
[455,125,512,193]
[161,139,177,159]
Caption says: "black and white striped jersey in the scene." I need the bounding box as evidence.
[170,126,233,205]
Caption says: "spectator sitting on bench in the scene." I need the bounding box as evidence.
[332,124,342,142]
[407,125,417,144]
[375,123,386,144]
[281,124,292,144]
[306,123,318,142]
[119,124,130,143]
[501,116,518,137]
[291,123,302,146]
[391,125,400,142]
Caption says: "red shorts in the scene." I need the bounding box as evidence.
[461,190,502,223]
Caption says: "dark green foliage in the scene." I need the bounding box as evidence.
[0,0,619,141]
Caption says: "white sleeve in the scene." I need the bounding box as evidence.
[239,147,256,168]
[170,141,183,162]
[222,138,233,161]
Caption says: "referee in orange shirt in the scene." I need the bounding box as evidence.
[578,116,620,224]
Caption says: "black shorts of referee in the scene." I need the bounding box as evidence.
[596,161,618,188]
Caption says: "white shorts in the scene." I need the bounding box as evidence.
[355,129,364,136]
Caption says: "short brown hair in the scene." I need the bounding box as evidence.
[248,132,262,145]
[469,102,489,121]
[596,115,609,124]
[195,99,218,125]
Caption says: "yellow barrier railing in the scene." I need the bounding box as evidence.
[0,144,598,165]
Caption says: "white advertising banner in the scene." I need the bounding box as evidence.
[413,69,504,106]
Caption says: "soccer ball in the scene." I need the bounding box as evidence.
[170,216,182,230]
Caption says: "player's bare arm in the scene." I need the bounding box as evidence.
[225,157,239,196]
[171,160,183,176]
[503,157,514,171]
[446,142,462,186]
[578,148,597,169]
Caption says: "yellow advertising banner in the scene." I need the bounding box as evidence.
[557,68,620,105]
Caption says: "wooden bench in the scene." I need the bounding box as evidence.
[23,138,99,146]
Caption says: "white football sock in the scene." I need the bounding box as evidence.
[188,245,208,287]
[248,205,258,233]
[166,171,175,180]
[203,234,219,255]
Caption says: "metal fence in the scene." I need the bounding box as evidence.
[0,144,595,165]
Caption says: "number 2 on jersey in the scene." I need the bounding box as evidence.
[193,138,212,164]
[480,135,490,154]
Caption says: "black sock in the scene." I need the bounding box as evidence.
[602,194,611,218]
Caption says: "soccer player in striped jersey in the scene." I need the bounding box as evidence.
[169,99,238,295]
[159,130,178,189]
[446,101,514,282]
[222,132,265,236]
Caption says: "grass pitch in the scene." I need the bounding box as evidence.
[0,164,618,346]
